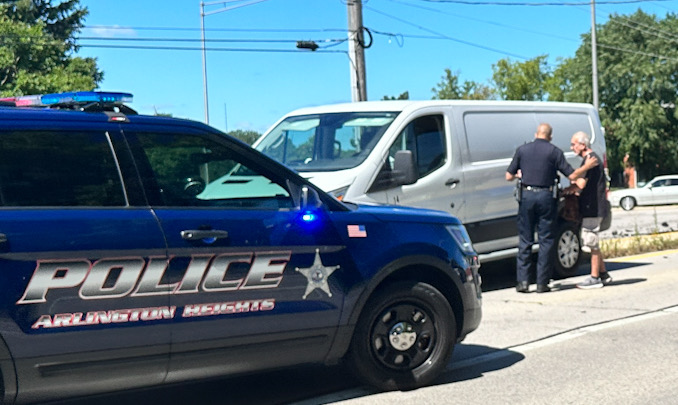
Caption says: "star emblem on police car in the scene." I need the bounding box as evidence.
[295,249,340,299]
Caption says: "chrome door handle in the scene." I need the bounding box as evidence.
[181,230,229,241]
[445,178,460,188]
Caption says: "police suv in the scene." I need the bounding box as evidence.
[0,92,481,404]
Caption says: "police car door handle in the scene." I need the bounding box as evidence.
[445,178,460,189]
[181,230,229,241]
[0,233,7,251]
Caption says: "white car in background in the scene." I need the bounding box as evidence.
[610,175,678,210]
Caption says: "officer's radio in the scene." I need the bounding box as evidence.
[514,178,522,202]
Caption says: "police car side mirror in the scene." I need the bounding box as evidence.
[392,150,418,186]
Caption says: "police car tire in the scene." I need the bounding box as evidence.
[347,281,457,391]
[554,221,581,278]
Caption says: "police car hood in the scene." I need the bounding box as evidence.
[352,203,462,225]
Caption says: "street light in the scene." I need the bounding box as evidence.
[200,0,270,124]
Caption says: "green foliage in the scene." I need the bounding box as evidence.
[492,55,552,101]
[0,0,101,96]
[553,10,678,178]
[431,68,493,100]
[382,91,409,100]
[227,129,262,145]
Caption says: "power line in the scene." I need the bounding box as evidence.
[407,0,674,6]
[607,14,678,43]
[76,35,347,45]
[597,42,678,61]
[364,4,531,59]
[385,0,579,43]
[83,25,346,34]
[78,44,347,53]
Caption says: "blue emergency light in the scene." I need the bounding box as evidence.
[301,212,317,222]
[1,91,133,107]
[41,91,133,105]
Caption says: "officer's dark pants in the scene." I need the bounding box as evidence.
[517,189,556,286]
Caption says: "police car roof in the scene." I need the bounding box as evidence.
[0,104,213,129]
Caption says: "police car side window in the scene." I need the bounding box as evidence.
[134,133,292,208]
[0,131,125,207]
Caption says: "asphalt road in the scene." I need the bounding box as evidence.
[307,249,678,405]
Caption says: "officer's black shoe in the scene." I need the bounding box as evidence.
[516,281,529,293]
[536,284,551,293]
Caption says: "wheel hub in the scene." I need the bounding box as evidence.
[388,321,417,351]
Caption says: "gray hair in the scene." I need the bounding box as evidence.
[572,131,591,147]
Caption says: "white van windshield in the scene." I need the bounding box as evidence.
[255,112,399,172]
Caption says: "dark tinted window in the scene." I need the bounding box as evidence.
[389,115,446,179]
[463,111,593,162]
[135,132,292,209]
[0,131,125,207]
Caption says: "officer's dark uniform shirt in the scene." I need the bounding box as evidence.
[578,151,606,217]
[507,138,574,187]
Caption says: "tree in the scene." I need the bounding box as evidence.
[227,129,261,145]
[491,55,551,101]
[382,91,409,100]
[431,68,493,100]
[0,0,102,96]
[553,10,678,179]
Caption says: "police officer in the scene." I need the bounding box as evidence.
[505,123,597,293]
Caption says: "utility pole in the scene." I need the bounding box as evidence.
[200,1,210,124]
[347,0,367,102]
[591,0,599,110]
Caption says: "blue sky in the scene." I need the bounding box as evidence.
[77,0,677,134]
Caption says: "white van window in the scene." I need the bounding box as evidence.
[388,115,446,179]
[464,111,593,163]
[256,112,398,172]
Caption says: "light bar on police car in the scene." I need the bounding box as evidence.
[0,91,133,107]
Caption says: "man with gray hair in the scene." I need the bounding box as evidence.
[567,131,611,289]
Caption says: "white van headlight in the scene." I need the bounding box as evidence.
[446,224,475,255]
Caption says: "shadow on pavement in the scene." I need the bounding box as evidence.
[552,277,647,291]
[479,257,650,292]
[49,364,360,405]
[437,347,524,386]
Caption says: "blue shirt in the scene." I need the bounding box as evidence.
[507,138,574,187]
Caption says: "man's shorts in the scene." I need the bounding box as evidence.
[581,217,602,251]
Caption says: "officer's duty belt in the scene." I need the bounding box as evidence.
[522,185,553,192]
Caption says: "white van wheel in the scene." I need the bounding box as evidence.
[554,222,581,278]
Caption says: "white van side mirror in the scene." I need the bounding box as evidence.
[368,150,419,192]
[393,150,418,186]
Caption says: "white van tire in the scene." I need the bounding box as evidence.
[554,221,581,278]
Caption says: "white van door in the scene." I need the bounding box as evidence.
[372,113,466,220]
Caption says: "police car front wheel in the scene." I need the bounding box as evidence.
[347,281,457,391]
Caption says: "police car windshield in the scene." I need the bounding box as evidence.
[255,112,399,172]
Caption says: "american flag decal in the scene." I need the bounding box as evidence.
[347,224,367,238]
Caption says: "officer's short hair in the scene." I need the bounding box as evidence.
[573,131,590,147]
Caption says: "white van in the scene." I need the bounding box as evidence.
[253,100,608,277]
